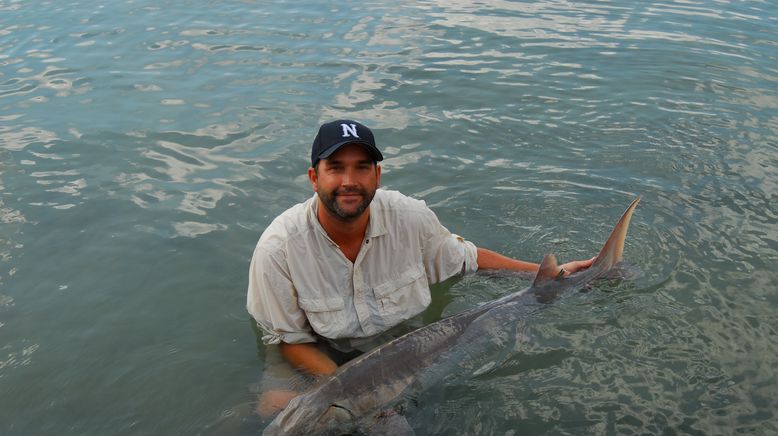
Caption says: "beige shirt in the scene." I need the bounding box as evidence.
[246,189,478,350]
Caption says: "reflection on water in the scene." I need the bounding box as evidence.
[1,0,777,434]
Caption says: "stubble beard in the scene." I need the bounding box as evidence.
[318,186,376,222]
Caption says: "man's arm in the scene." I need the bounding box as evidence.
[256,343,338,418]
[256,338,338,418]
[476,247,538,272]
[279,342,338,377]
[476,247,595,276]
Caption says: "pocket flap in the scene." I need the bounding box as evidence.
[373,264,425,298]
[298,296,345,313]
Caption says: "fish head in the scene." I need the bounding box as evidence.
[263,382,357,436]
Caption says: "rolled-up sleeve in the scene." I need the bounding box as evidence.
[419,208,479,283]
[246,245,317,345]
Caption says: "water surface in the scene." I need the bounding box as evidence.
[1,0,777,434]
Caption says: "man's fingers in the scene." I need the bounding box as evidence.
[563,256,597,274]
[257,390,298,418]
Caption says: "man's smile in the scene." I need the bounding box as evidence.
[335,189,364,199]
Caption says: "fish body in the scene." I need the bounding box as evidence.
[264,198,640,435]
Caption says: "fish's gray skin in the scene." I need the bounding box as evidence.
[263,198,640,435]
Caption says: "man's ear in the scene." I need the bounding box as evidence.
[376,163,381,188]
[308,166,318,192]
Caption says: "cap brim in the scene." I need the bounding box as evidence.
[317,140,383,162]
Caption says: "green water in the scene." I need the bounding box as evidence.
[1,0,777,434]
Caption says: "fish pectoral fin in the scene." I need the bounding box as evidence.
[531,254,561,287]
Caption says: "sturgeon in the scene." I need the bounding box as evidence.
[263,198,641,435]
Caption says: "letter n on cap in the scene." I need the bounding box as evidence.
[341,123,359,138]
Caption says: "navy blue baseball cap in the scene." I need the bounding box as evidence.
[311,120,384,167]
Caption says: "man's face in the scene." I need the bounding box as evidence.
[308,143,381,222]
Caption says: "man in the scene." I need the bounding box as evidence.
[247,120,594,415]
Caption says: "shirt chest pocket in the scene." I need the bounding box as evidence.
[298,296,347,339]
[372,263,431,327]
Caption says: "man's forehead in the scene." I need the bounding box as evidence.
[322,143,375,162]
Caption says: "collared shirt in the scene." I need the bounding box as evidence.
[247,189,479,350]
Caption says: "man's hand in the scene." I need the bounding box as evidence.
[257,389,298,418]
[560,256,597,276]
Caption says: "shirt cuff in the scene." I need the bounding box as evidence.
[256,322,317,345]
[454,234,479,275]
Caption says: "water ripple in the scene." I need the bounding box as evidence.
[1,0,777,434]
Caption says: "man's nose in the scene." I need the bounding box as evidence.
[342,168,357,185]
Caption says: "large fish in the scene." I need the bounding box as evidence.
[263,198,641,435]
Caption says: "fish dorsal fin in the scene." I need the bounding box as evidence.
[532,254,560,287]
[592,197,641,270]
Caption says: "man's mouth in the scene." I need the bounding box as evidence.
[336,190,363,198]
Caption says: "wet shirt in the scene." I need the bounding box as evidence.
[247,189,478,350]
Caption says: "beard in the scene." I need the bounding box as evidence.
[318,186,376,222]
